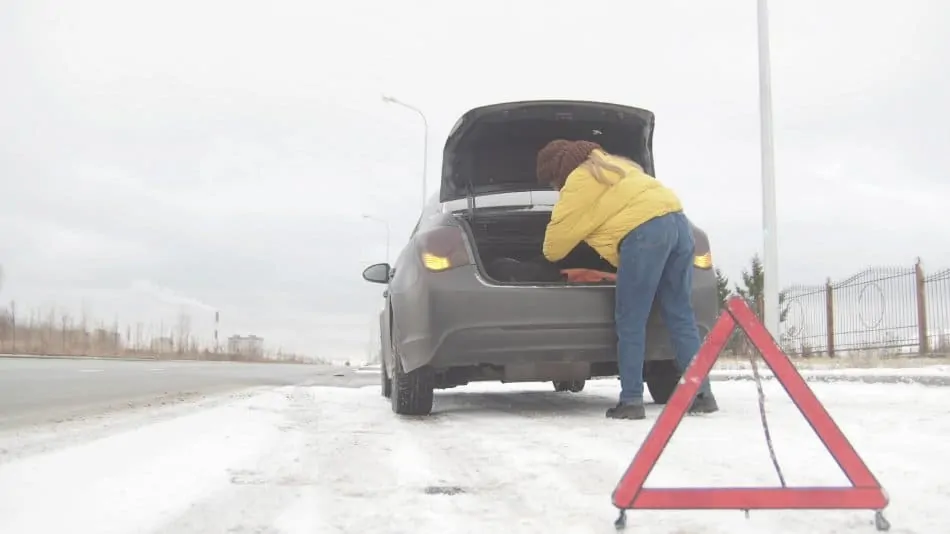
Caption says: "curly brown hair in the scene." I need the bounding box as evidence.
[536,139,603,190]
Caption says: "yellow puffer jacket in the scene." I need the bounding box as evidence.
[542,152,683,268]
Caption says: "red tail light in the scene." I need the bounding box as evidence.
[418,226,472,272]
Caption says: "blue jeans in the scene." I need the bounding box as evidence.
[615,212,712,404]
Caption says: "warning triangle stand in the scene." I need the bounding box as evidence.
[611,296,890,531]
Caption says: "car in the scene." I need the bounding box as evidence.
[361,99,719,416]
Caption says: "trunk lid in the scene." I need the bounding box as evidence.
[440,100,656,203]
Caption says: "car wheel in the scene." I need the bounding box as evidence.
[553,380,585,393]
[646,360,681,404]
[380,358,392,399]
[390,353,435,416]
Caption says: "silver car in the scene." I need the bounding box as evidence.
[362,100,718,416]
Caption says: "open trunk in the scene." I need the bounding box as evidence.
[458,210,616,285]
[440,100,656,284]
[440,100,654,203]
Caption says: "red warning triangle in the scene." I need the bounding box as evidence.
[612,296,888,514]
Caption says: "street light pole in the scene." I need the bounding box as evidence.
[382,95,429,211]
[362,214,391,264]
[757,0,780,338]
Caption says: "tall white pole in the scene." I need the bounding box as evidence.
[421,117,428,209]
[757,0,780,338]
[382,95,429,211]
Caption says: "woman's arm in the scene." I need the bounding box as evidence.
[542,173,608,262]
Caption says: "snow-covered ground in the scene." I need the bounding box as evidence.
[714,358,950,374]
[0,379,947,534]
[709,364,950,379]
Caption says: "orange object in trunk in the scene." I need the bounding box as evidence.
[560,268,617,283]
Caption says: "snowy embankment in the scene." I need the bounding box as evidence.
[711,360,950,386]
[0,379,947,534]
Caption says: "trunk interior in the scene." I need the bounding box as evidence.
[458,211,616,284]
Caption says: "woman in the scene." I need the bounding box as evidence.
[536,139,718,420]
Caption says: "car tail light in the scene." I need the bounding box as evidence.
[418,226,472,272]
[692,228,713,270]
[694,252,712,269]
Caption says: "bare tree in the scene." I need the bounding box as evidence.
[61,314,70,353]
[27,307,37,352]
[176,312,192,355]
[135,322,144,352]
[80,305,89,354]
[40,307,53,353]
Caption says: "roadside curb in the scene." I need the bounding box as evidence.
[0,353,161,362]
[0,354,329,366]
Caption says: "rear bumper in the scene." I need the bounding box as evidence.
[393,264,719,376]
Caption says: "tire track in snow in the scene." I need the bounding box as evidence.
[153,386,335,534]
[432,385,631,531]
[439,382,891,534]
[439,384,738,533]
[381,401,551,533]
[272,386,533,534]
[483,383,825,533]
[156,385,424,534]
[275,386,407,533]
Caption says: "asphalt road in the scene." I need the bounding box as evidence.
[0,356,377,428]
[3,355,944,430]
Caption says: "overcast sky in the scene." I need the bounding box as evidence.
[1,0,948,362]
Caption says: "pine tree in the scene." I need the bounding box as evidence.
[735,254,788,323]
[714,267,732,310]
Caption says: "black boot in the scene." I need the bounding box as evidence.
[689,392,719,414]
[606,402,646,420]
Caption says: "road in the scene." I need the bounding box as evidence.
[4,356,945,429]
[0,378,947,533]
[0,356,376,428]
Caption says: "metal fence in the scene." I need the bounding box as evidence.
[779,260,950,357]
[926,268,950,353]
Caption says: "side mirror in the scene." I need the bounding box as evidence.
[362,263,391,284]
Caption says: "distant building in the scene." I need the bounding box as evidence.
[227,335,264,358]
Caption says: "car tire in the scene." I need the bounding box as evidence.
[646,360,681,404]
[380,358,392,399]
[390,353,435,416]
[553,380,586,393]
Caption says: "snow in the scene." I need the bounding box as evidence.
[713,362,950,378]
[1,379,948,534]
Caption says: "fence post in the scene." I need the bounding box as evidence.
[915,258,929,354]
[825,278,835,357]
